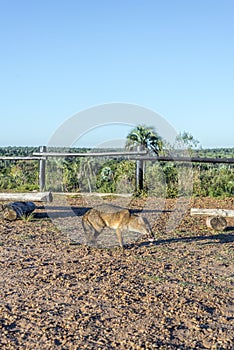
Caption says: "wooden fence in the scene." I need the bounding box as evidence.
[0,146,234,192]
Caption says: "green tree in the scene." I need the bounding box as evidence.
[126,125,163,192]
[175,131,200,154]
[126,125,163,155]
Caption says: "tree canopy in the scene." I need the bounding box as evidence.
[125,125,163,155]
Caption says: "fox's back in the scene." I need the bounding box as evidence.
[90,204,130,229]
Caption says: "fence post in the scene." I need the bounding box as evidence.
[135,145,144,192]
[39,146,46,191]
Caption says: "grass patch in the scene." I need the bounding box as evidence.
[143,274,167,283]
[20,213,35,222]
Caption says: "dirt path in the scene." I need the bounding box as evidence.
[0,197,233,349]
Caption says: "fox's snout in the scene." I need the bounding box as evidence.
[128,215,154,241]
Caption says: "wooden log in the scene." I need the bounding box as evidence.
[191,208,234,218]
[206,216,227,231]
[0,192,53,203]
[0,202,36,221]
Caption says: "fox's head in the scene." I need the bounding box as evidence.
[128,215,154,241]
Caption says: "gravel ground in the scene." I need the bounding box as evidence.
[0,196,233,349]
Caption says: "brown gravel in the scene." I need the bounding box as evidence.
[0,197,233,349]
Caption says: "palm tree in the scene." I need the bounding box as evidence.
[126,125,163,155]
[126,125,163,192]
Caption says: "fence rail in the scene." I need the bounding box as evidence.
[0,156,45,160]
[32,151,148,157]
[128,156,234,164]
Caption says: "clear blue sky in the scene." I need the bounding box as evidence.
[0,0,233,148]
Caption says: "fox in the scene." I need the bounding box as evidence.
[82,204,154,248]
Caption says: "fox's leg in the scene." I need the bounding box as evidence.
[93,225,104,239]
[116,228,124,249]
[82,210,106,245]
[82,219,97,244]
[88,210,106,241]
